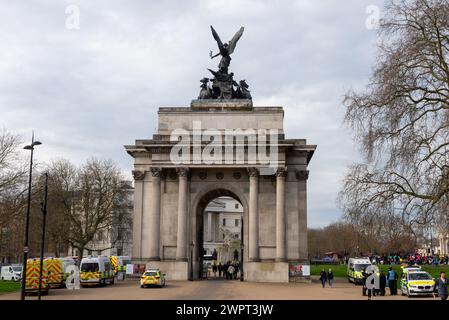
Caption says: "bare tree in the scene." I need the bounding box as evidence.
[48,158,123,259]
[340,0,449,237]
[0,129,27,263]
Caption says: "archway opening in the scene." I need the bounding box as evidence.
[195,189,245,280]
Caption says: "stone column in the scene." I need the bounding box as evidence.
[131,170,145,259]
[176,168,189,261]
[296,169,309,260]
[148,167,162,260]
[248,168,259,262]
[276,168,287,262]
[207,212,213,242]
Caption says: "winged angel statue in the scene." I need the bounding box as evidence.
[198,26,251,100]
[210,26,244,73]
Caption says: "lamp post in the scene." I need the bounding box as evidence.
[20,132,42,300]
[38,173,48,300]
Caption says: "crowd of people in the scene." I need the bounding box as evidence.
[209,261,240,280]
[346,253,449,266]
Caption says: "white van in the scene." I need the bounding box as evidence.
[79,256,114,287]
[347,258,372,284]
[1,265,22,281]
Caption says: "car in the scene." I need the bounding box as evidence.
[400,268,435,297]
[140,269,166,288]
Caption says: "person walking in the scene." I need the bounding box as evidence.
[437,271,449,300]
[328,268,334,288]
[227,263,234,280]
[387,267,396,295]
[218,262,222,277]
[319,269,327,288]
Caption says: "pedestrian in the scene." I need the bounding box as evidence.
[437,271,449,300]
[328,268,334,288]
[212,263,217,277]
[379,271,386,296]
[393,269,399,295]
[319,269,327,288]
[218,262,222,277]
[387,267,396,295]
[361,269,370,299]
[227,263,234,280]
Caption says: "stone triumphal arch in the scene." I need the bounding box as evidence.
[125,100,316,282]
[125,25,315,282]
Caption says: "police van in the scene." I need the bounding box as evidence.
[347,258,372,284]
[79,256,115,287]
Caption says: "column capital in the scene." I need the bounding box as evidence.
[150,167,163,177]
[247,167,259,177]
[132,170,145,181]
[276,167,287,178]
[295,169,309,181]
[176,167,189,178]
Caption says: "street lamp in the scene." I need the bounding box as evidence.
[20,132,42,300]
[38,173,48,300]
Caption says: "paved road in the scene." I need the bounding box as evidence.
[0,277,437,300]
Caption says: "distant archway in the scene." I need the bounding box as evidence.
[192,187,248,280]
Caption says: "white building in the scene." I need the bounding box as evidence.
[203,197,243,262]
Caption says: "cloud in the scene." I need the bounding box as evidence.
[0,0,385,227]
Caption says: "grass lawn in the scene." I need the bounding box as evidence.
[311,264,449,279]
[0,280,20,294]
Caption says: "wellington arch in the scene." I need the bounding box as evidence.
[124,26,316,283]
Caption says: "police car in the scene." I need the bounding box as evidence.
[140,269,166,288]
[400,267,435,297]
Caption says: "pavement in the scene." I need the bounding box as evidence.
[0,276,439,300]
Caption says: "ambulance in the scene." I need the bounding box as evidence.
[79,256,115,287]
[400,266,435,297]
[25,258,49,295]
[347,257,372,284]
[109,255,131,275]
[45,257,76,288]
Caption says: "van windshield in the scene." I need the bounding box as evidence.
[81,263,99,272]
[354,264,371,272]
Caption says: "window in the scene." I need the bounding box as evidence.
[235,203,239,209]
[235,219,239,227]
[222,219,226,226]
[81,263,99,272]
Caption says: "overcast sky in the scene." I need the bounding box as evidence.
[0,0,386,227]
